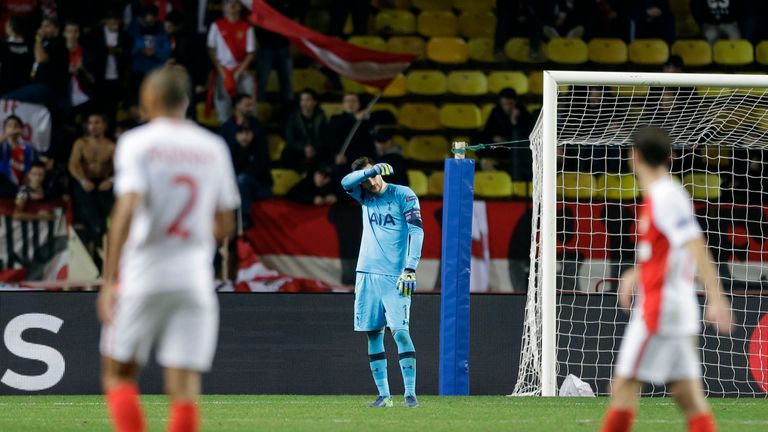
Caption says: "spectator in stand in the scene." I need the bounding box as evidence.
[165,11,195,71]
[220,93,267,151]
[85,10,130,121]
[629,0,675,44]
[287,164,338,206]
[123,0,183,26]
[128,5,171,94]
[329,0,371,36]
[0,17,33,95]
[207,0,256,123]
[67,113,115,257]
[373,129,408,186]
[14,160,54,221]
[230,123,273,227]
[283,88,327,171]
[478,88,534,180]
[494,1,545,60]
[64,21,95,112]
[691,0,743,45]
[327,93,375,170]
[0,115,37,198]
[256,0,295,104]
[593,0,629,40]
[541,0,596,40]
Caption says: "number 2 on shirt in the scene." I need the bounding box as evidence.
[166,175,197,239]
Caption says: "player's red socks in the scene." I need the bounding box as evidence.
[169,402,199,432]
[601,407,635,432]
[106,383,145,432]
[688,412,716,432]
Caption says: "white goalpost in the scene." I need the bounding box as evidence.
[515,71,768,397]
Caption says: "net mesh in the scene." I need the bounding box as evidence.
[514,82,768,397]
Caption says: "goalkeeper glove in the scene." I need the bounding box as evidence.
[397,269,416,297]
[366,163,394,177]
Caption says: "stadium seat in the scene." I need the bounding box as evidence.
[481,103,495,123]
[458,11,497,38]
[475,171,513,198]
[713,39,754,66]
[266,70,280,93]
[467,37,496,62]
[418,11,459,37]
[426,37,469,63]
[256,102,272,124]
[528,71,543,95]
[597,174,639,201]
[386,36,427,57]
[428,171,444,195]
[348,36,387,51]
[504,37,547,63]
[756,41,768,65]
[320,102,343,119]
[547,38,588,64]
[671,39,712,66]
[682,173,721,200]
[557,172,596,199]
[408,135,450,162]
[413,0,452,11]
[399,103,441,130]
[195,102,218,128]
[439,104,483,129]
[371,103,399,119]
[271,169,302,196]
[510,181,530,198]
[587,38,628,64]
[487,71,528,95]
[407,170,429,196]
[381,74,407,97]
[628,39,669,65]
[670,0,690,13]
[405,70,448,95]
[267,134,285,161]
[612,85,650,97]
[447,70,488,96]
[453,0,495,12]
[375,9,417,34]
[292,69,327,93]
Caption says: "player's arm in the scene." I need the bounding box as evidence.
[67,139,88,184]
[340,163,394,190]
[617,266,637,310]
[687,236,733,334]
[216,142,242,241]
[398,192,424,297]
[214,210,236,244]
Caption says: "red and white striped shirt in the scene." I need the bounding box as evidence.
[206,18,255,69]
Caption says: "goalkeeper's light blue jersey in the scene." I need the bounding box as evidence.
[341,170,424,277]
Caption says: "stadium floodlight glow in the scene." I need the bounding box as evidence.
[515,71,768,397]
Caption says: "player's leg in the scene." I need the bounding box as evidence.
[367,329,392,405]
[381,274,418,407]
[670,379,715,432]
[164,368,203,432]
[355,273,391,407]
[601,377,642,432]
[102,357,146,432]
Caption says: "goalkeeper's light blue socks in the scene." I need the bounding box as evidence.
[367,331,390,397]
[394,330,416,397]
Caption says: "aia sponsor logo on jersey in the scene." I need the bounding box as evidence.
[369,212,396,227]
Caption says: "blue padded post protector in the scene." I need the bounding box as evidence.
[438,158,474,395]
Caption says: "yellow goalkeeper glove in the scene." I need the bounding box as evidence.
[397,269,416,297]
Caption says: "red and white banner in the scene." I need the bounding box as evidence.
[248,0,416,89]
[0,99,52,152]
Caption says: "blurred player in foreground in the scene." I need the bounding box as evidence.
[97,66,240,432]
[601,127,733,432]
[342,157,424,408]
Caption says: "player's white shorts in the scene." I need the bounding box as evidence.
[614,319,701,385]
[100,290,219,372]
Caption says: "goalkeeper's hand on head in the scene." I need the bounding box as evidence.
[366,163,394,177]
[397,269,416,297]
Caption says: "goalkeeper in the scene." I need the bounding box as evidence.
[341,157,424,408]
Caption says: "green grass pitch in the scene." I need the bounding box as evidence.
[0,395,766,431]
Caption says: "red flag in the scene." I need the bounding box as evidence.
[249,0,416,89]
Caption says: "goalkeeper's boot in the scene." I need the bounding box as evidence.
[404,395,419,408]
[368,396,393,408]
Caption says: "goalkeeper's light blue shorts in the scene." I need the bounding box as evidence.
[354,272,411,332]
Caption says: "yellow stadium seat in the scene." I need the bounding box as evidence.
[612,85,650,97]
[487,71,528,95]
[510,181,530,198]
[386,36,427,57]
[399,103,441,130]
[527,103,542,113]
[670,0,690,13]
[418,11,458,37]
[598,174,639,201]
[256,102,272,124]
[713,39,754,66]
[266,70,280,93]
[756,41,768,65]
[453,0,495,12]
[682,173,721,200]
[340,77,366,94]
[292,69,328,93]
[348,36,387,51]
[406,70,448,95]
[458,11,496,39]
[371,103,399,119]
[267,134,285,161]
[628,39,669,65]
[440,104,482,129]
[447,70,488,96]
[557,172,596,200]
[195,102,218,128]
[413,0,452,10]
[547,38,588,64]
[671,39,712,66]
[407,170,429,196]
[271,169,302,196]
[587,38,628,64]
[481,103,495,123]
[475,171,513,198]
[408,135,450,162]
[428,171,444,195]
[319,103,343,119]
[426,37,469,63]
[375,9,417,34]
[528,71,543,95]
[504,37,547,63]
[467,37,496,62]
[380,74,407,97]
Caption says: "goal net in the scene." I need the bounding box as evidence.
[514,71,768,397]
